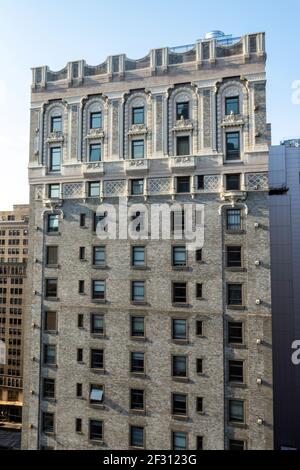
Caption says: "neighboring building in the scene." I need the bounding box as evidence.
[269,141,300,450]
[22,31,273,450]
[0,205,29,449]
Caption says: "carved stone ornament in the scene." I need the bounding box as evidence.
[128,124,148,136]
[172,116,194,132]
[220,190,247,205]
[46,131,64,144]
[85,128,105,140]
[221,111,244,128]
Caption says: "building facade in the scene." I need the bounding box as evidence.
[0,205,29,448]
[269,142,300,450]
[22,32,273,450]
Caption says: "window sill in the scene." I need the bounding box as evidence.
[227,305,246,311]
[44,297,60,302]
[92,265,109,270]
[130,372,146,379]
[130,336,147,342]
[45,264,60,269]
[89,439,105,446]
[90,368,106,375]
[129,446,145,451]
[226,230,245,235]
[228,422,247,429]
[43,364,58,369]
[91,333,106,339]
[129,409,146,416]
[172,415,189,422]
[229,382,247,389]
[172,303,190,309]
[224,160,243,165]
[43,432,56,437]
[227,343,246,349]
[172,266,190,272]
[44,330,58,335]
[46,232,61,237]
[172,376,189,383]
[172,340,189,345]
[131,301,148,306]
[92,299,107,304]
[131,266,148,271]
[89,403,105,409]
[226,267,246,272]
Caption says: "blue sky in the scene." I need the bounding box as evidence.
[0,0,299,209]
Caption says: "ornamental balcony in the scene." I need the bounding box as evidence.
[45,131,65,144]
[125,159,149,174]
[82,161,104,177]
[172,117,194,133]
[169,155,196,171]
[220,190,247,204]
[221,112,245,128]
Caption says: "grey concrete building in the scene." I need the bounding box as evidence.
[269,141,300,450]
[22,31,273,450]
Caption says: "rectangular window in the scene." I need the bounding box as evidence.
[131,316,145,338]
[226,132,240,161]
[172,431,187,451]
[197,436,203,451]
[132,140,144,160]
[50,147,61,172]
[44,311,57,332]
[130,389,144,410]
[80,214,86,228]
[196,283,203,299]
[44,344,56,365]
[196,358,203,375]
[176,136,190,156]
[78,314,84,329]
[172,355,187,378]
[130,426,144,448]
[46,246,58,266]
[79,247,85,261]
[89,420,103,441]
[171,209,185,233]
[93,246,106,266]
[132,246,145,267]
[196,397,203,413]
[177,176,190,194]
[172,319,187,341]
[89,143,101,162]
[76,418,82,433]
[225,96,239,116]
[176,102,189,120]
[131,352,145,374]
[42,412,55,434]
[51,116,62,132]
[92,280,105,300]
[196,320,203,337]
[45,279,57,298]
[197,175,204,190]
[90,384,104,405]
[227,246,242,268]
[132,107,144,125]
[172,393,187,416]
[49,184,60,199]
[91,349,104,369]
[229,399,245,423]
[226,174,241,191]
[88,182,100,197]
[43,378,55,399]
[79,280,85,294]
[227,284,243,306]
[76,383,83,398]
[90,112,102,129]
[229,360,244,383]
[227,209,241,231]
[229,440,245,451]
[173,283,187,304]
[228,322,243,344]
[91,314,104,335]
[131,281,145,303]
[47,214,59,233]
[196,249,202,262]
[172,246,187,267]
[131,179,144,196]
[77,348,83,362]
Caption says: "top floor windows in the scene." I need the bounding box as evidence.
[226,132,240,161]
[132,107,145,125]
[89,143,101,162]
[50,147,61,172]
[90,112,102,130]
[51,116,62,133]
[225,96,240,116]
[176,102,189,121]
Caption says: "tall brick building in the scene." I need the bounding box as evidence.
[0,204,29,448]
[22,31,273,450]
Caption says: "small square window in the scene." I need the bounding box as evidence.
[131,352,145,374]
[177,176,190,193]
[176,102,189,120]
[177,136,190,156]
[89,144,101,162]
[172,319,187,341]
[226,174,241,191]
[90,112,102,129]
[130,426,144,448]
[131,316,145,338]
[88,182,100,197]
[131,179,144,196]
[49,184,60,199]
[51,116,62,132]
[196,320,203,337]
[132,140,144,160]
[229,399,245,423]
[225,97,239,116]
[132,107,145,125]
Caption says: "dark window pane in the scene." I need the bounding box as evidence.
[43,378,55,399]
[197,397,203,413]
[50,148,61,172]
[176,102,189,120]
[197,436,203,450]
[229,400,244,423]
[197,358,203,374]
[89,144,101,162]
[196,249,202,262]
[225,97,239,115]
[92,280,105,300]
[91,314,104,335]
[76,418,82,433]
[42,412,54,434]
[80,214,86,227]
[131,352,144,373]
[227,246,242,267]
[229,360,244,383]
[89,420,103,441]
[172,394,187,415]
[130,426,144,448]
[91,349,104,369]
[77,349,83,362]
[76,383,82,397]
[131,317,145,337]
[196,283,203,299]
[177,136,190,156]
[173,283,187,303]
[228,322,243,344]
[172,356,187,377]
[130,389,144,410]
[132,140,144,159]
[196,320,203,337]
[45,279,57,298]
[44,344,56,365]
[228,284,243,306]
[177,177,190,193]
[229,440,245,451]
[226,174,240,191]
[90,112,102,129]
[132,107,144,125]
[46,246,58,266]
[226,132,240,160]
